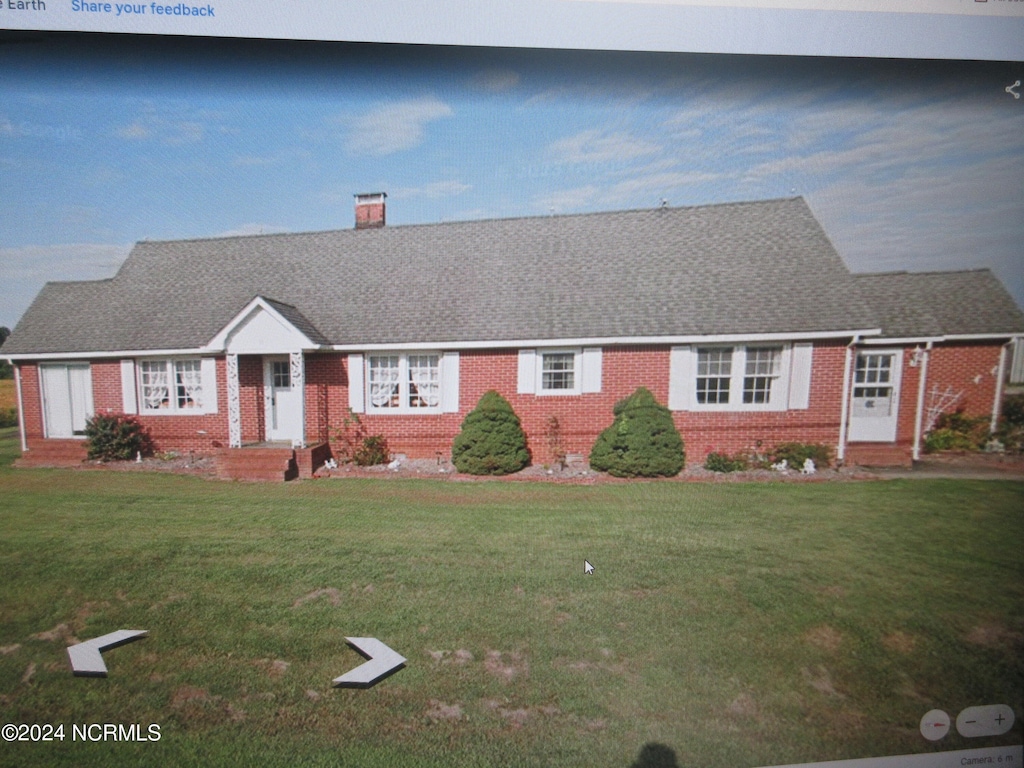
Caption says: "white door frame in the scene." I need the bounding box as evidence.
[39,363,94,439]
[848,349,903,443]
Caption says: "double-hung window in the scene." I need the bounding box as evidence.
[139,359,205,412]
[367,353,441,412]
[541,351,577,393]
[694,346,784,409]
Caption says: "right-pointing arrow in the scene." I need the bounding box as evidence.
[333,637,406,688]
[67,629,148,677]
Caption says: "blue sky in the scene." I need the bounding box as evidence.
[1,37,1021,330]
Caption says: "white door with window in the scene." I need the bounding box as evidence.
[263,356,303,444]
[848,351,903,442]
[40,363,93,438]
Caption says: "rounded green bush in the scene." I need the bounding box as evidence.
[451,390,530,475]
[589,387,684,477]
[84,413,153,461]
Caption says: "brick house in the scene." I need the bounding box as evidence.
[4,194,1023,478]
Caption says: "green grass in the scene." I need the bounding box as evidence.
[0,430,1021,767]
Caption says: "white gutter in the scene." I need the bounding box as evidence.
[991,342,1009,434]
[943,333,1024,342]
[329,328,883,353]
[836,335,860,465]
[861,336,942,346]
[911,341,932,462]
[14,364,28,453]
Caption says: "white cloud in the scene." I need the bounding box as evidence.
[391,180,471,199]
[534,185,600,212]
[213,224,290,238]
[469,69,521,93]
[116,122,150,140]
[0,242,132,328]
[345,97,453,157]
[548,129,660,164]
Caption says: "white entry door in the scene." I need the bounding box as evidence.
[263,356,303,444]
[40,363,93,438]
[848,351,903,442]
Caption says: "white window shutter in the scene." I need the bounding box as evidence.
[581,347,602,393]
[668,346,692,411]
[517,349,536,394]
[787,343,813,410]
[348,353,364,413]
[120,359,137,414]
[441,351,460,413]
[201,358,218,414]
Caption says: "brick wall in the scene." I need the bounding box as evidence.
[16,340,1007,465]
[675,341,846,462]
[15,363,42,442]
[923,342,1002,426]
[306,343,847,466]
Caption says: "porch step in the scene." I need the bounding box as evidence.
[16,439,89,467]
[845,442,913,468]
[215,447,298,482]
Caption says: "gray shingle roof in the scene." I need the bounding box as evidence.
[2,197,916,355]
[856,270,1024,338]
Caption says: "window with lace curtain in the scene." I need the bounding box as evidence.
[367,353,441,412]
[139,359,204,412]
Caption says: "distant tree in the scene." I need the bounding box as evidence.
[0,327,11,379]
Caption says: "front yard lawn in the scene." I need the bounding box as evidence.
[0,431,1021,767]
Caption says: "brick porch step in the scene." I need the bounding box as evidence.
[845,442,913,468]
[16,439,89,467]
[215,447,298,482]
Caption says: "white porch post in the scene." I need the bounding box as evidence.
[991,342,1009,435]
[836,336,859,464]
[290,351,305,449]
[912,342,932,462]
[227,353,241,448]
[14,364,28,453]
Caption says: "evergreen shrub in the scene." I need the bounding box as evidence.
[589,387,684,477]
[704,451,748,473]
[769,442,830,469]
[451,390,530,475]
[84,413,153,461]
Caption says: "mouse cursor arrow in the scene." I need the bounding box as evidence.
[584,560,594,575]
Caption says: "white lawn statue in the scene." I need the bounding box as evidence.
[801,458,816,475]
[323,458,338,471]
[771,458,788,473]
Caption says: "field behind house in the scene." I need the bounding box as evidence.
[0,429,1021,767]
[0,380,15,410]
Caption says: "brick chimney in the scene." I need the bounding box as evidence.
[354,192,386,229]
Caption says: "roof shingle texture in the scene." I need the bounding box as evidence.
[856,270,1024,338]
[6,196,1001,355]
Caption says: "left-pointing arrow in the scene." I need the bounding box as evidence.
[333,637,406,689]
[67,630,148,677]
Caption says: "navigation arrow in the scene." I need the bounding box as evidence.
[584,560,594,574]
[333,637,406,689]
[67,629,148,677]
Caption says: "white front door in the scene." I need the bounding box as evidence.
[40,363,93,438]
[848,350,903,442]
[263,356,303,444]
